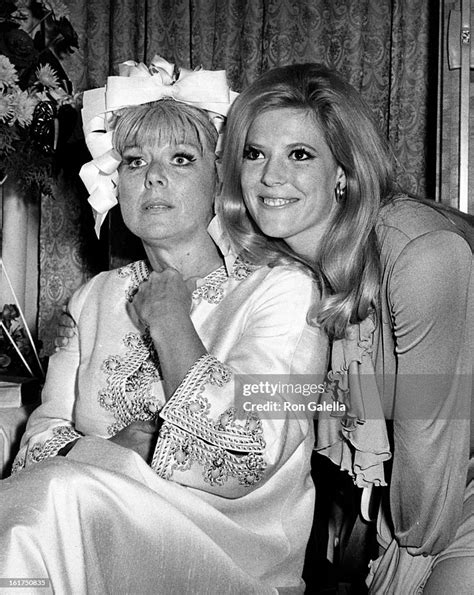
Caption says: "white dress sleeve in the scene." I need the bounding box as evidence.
[151,267,328,497]
[11,280,95,472]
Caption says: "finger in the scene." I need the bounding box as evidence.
[57,326,75,338]
[126,299,148,330]
[60,310,76,327]
[54,336,68,348]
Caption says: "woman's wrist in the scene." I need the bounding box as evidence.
[147,305,193,346]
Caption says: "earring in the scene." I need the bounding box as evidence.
[335,182,346,203]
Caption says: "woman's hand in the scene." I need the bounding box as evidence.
[128,268,192,338]
[128,268,207,400]
[109,419,160,463]
[54,309,76,349]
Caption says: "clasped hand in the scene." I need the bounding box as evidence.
[127,268,193,338]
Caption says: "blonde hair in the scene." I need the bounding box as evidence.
[112,99,218,156]
[220,63,399,339]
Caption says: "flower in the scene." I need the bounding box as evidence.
[35,63,58,88]
[11,88,38,125]
[0,55,19,88]
[43,0,69,20]
[0,93,15,122]
[0,1,79,196]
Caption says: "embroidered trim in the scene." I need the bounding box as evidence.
[105,257,257,439]
[159,354,265,451]
[151,354,266,487]
[11,455,25,474]
[117,261,150,302]
[154,423,266,487]
[99,330,163,436]
[117,256,256,308]
[12,426,82,472]
[192,255,257,305]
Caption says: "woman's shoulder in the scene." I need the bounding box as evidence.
[375,197,473,289]
[376,196,473,257]
[69,260,149,307]
[378,196,456,237]
[252,260,316,289]
[240,261,320,316]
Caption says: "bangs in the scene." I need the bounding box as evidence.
[112,100,218,155]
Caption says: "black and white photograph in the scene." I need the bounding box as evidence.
[0,1,473,593]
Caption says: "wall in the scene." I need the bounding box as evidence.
[438,0,474,212]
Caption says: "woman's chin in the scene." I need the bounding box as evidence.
[257,221,292,241]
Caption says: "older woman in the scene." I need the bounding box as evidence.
[0,59,328,594]
[219,63,474,594]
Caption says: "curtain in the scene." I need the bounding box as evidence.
[71,0,438,192]
[39,0,439,353]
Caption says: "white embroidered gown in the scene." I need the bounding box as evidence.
[0,253,328,594]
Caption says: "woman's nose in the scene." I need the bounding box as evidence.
[261,156,285,186]
[145,162,168,188]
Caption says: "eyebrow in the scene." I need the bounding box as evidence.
[245,140,319,152]
[121,142,201,152]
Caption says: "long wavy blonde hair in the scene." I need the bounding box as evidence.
[220,63,399,339]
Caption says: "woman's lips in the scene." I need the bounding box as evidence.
[143,201,173,211]
[260,196,299,207]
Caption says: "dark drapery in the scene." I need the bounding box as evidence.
[74,0,439,193]
[39,0,439,353]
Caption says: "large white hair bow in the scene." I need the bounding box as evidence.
[79,55,238,237]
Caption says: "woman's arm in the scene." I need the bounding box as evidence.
[144,266,328,497]
[387,230,472,554]
[128,268,207,399]
[11,281,94,472]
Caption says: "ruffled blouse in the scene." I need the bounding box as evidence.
[315,316,391,494]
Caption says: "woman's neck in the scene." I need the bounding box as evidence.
[143,234,224,280]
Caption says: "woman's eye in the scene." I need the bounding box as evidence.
[290,148,312,161]
[124,156,147,169]
[243,146,263,160]
[171,153,195,165]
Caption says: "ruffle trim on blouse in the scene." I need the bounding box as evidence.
[315,316,391,490]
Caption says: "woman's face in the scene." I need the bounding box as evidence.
[240,107,345,257]
[117,139,216,246]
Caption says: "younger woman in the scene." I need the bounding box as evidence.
[220,63,474,594]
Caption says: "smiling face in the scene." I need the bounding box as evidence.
[117,139,217,247]
[240,107,346,258]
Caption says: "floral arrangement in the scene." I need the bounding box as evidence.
[0,0,79,196]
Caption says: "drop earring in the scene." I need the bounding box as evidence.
[335,182,346,203]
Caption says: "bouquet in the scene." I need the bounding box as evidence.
[0,0,79,196]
